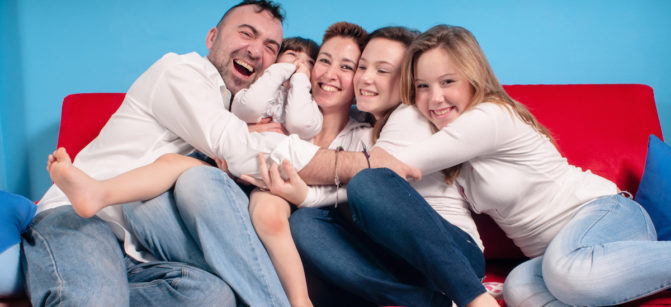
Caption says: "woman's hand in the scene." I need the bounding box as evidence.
[370,147,422,181]
[240,153,309,205]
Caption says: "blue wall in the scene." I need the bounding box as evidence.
[1,0,670,200]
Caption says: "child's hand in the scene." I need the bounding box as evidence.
[294,60,311,79]
[240,154,308,205]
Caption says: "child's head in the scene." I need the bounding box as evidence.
[277,37,319,70]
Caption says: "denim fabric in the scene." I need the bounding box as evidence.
[504,194,671,306]
[21,205,235,307]
[290,168,486,307]
[123,166,289,307]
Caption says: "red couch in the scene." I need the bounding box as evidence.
[34,85,671,306]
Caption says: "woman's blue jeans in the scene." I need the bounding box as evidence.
[290,168,486,307]
[504,194,671,306]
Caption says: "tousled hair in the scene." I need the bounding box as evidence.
[217,0,284,28]
[400,25,554,184]
[279,37,320,62]
[322,22,368,52]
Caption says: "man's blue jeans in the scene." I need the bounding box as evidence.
[123,166,289,307]
[504,194,671,306]
[22,166,288,307]
[290,168,486,307]
[21,205,234,307]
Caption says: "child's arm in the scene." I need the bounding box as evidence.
[231,62,296,123]
[284,66,323,140]
[47,148,209,218]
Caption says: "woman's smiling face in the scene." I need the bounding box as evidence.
[354,38,407,120]
[310,36,361,111]
[413,47,474,129]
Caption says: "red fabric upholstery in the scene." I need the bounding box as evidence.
[53,85,668,306]
[57,93,125,160]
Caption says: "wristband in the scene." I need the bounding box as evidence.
[361,141,371,168]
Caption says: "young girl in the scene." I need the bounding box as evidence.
[232,37,322,140]
[385,24,671,306]
[243,22,369,307]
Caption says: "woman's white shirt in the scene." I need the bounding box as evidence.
[397,102,617,257]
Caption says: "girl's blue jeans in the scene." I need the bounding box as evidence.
[504,194,671,306]
[290,168,487,307]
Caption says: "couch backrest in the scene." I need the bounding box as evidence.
[57,85,663,259]
[57,93,125,158]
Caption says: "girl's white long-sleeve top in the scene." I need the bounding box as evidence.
[397,102,617,257]
[231,62,323,140]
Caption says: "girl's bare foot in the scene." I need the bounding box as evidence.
[47,148,107,218]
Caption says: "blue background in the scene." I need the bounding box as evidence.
[1,0,670,200]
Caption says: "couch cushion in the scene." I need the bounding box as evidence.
[0,191,36,297]
[635,134,671,240]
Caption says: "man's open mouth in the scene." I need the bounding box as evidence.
[233,59,255,77]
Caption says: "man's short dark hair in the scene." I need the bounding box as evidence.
[217,0,285,28]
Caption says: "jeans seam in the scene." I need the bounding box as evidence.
[221,174,277,307]
[575,201,614,249]
[31,228,65,306]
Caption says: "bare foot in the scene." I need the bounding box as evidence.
[47,148,107,218]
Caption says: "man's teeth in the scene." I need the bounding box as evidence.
[360,89,376,96]
[321,84,338,92]
[234,59,254,73]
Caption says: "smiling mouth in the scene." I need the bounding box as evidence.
[320,83,339,92]
[359,89,377,97]
[432,106,455,117]
[233,59,255,77]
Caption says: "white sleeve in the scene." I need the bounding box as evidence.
[284,73,323,140]
[299,186,347,208]
[149,61,316,177]
[395,103,504,175]
[231,62,296,123]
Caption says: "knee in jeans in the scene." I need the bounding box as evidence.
[542,254,605,304]
[348,168,392,194]
[175,165,226,189]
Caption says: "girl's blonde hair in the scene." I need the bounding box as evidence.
[400,25,554,184]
